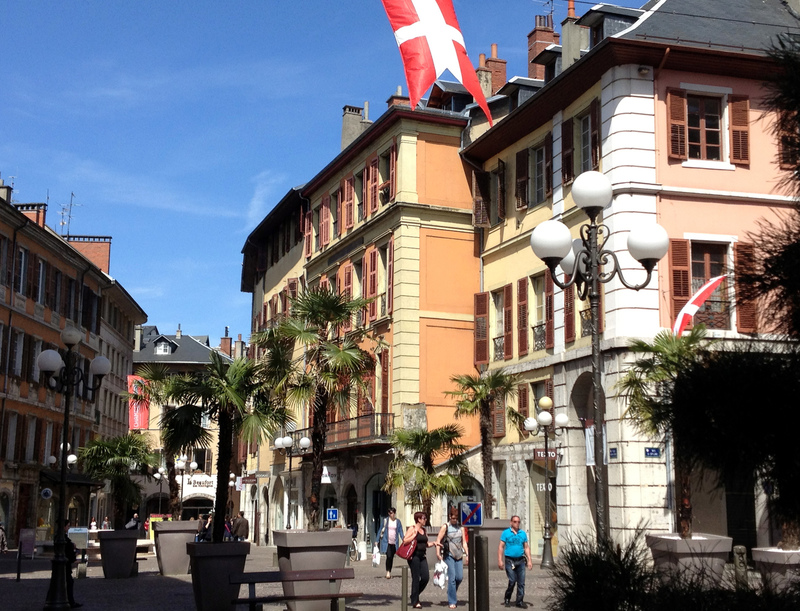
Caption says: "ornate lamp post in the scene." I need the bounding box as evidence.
[176,455,188,519]
[524,397,568,568]
[530,170,669,542]
[153,466,166,515]
[38,326,110,611]
[274,435,311,529]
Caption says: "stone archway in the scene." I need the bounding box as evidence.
[365,473,389,548]
[271,478,284,532]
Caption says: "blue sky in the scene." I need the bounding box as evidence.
[0,0,643,348]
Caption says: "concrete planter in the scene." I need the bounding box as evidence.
[476,519,513,571]
[98,530,139,579]
[153,521,196,576]
[273,529,351,611]
[187,541,250,611]
[752,547,800,591]
[646,533,732,583]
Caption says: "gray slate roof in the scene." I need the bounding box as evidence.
[134,325,231,365]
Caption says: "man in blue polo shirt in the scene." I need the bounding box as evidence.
[497,515,533,608]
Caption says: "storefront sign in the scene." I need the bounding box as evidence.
[534,449,557,460]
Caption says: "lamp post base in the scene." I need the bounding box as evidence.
[43,555,71,610]
[541,533,554,569]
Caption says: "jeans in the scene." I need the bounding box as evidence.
[444,556,464,606]
[386,543,396,572]
[408,554,429,605]
[504,557,526,604]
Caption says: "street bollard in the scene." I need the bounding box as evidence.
[733,545,748,588]
[401,564,409,611]
[468,528,475,611]
[475,535,490,611]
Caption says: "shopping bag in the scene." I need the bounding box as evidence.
[433,560,448,589]
[372,544,381,567]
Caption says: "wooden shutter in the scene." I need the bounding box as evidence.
[517,384,529,420]
[474,292,490,366]
[545,270,554,349]
[492,395,506,438]
[734,242,757,333]
[387,236,394,315]
[503,283,513,360]
[303,209,313,259]
[497,160,506,220]
[472,170,490,227]
[545,377,554,400]
[20,334,31,381]
[368,248,378,321]
[515,149,529,210]
[389,140,397,200]
[729,96,750,165]
[320,195,330,247]
[345,177,355,229]
[544,132,553,198]
[343,264,353,331]
[590,98,601,170]
[26,252,35,298]
[369,158,379,214]
[288,277,299,300]
[517,277,529,357]
[381,351,390,412]
[669,239,692,327]
[561,118,574,184]
[336,185,344,236]
[667,89,687,160]
[564,279,575,343]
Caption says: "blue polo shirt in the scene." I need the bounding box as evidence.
[501,527,528,558]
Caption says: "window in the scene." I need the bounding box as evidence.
[531,274,547,351]
[691,243,729,328]
[37,260,46,304]
[579,114,592,173]
[687,96,722,161]
[32,339,42,384]
[490,162,506,224]
[562,99,601,184]
[355,170,365,223]
[25,416,36,462]
[155,341,172,355]
[331,191,339,236]
[4,413,17,461]
[14,247,28,294]
[492,289,505,361]
[532,145,547,206]
[11,329,24,376]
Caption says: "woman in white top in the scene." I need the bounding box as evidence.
[436,507,468,609]
[378,507,403,579]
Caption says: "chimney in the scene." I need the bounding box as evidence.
[484,44,506,96]
[476,53,492,101]
[134,325,143,352]
[341,105,366,150]
[0,179,11,205]
[387,86,410,108]
[561,1,589,70]
[220,326,232,357]
[176,324,182,339]
[234,333,246,359]
[14,203,48,228]
[66,235,112,273]
[528,14,560,80]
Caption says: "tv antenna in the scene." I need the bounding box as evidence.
[59,192,80,237]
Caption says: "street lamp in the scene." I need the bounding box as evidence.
[274,435,311,529]
[530,170,669,542]
[176,455,188,519]
[38,326,110,611]
[154,466,166,515]
[524,397,568,568]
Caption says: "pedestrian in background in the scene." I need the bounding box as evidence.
[0,520,8,553]
[402,511,441,609]
[437,507,467,609]
[497,515,533,608]
[379,507,403,579]
[232,510,249,541]
[64,521,82,608]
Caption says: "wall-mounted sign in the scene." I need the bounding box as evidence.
[645,447,661,458]
[534,449,557,460]
[609,448,618,460]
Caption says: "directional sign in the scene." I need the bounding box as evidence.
[326,507,339,522]
[460,502,483,527]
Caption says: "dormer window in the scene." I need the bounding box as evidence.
[155,341,172,355]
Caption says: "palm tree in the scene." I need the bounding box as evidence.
[251,286,376,530]
[80,432,156,529]
[137,351,288,542]
[616,325,710,538]
[383,425,468,517]
[447,369,520,519]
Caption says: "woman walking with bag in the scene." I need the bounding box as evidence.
[399,511,441,609]
[437,507,468,609]
[379,507,403,579]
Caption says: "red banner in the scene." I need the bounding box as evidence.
[128,375,150,430]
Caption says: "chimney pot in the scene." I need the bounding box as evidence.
[491,43,498,58]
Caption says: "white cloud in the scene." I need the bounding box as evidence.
[246,169,286,229]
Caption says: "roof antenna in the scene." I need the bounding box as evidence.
[59,192,80,236]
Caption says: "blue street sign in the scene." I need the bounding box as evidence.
[326,507,339,522]
[460,502,483,527]
[645,447,661,458]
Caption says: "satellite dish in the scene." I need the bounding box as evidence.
[41,488,53,500]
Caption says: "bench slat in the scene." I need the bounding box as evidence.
[233,592,363,604]
[230,568,355,585]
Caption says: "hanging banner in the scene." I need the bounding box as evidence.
[128,375,150,430]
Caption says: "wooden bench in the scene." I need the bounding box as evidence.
[230,567,362,611]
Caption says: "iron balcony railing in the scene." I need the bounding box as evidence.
[288,412,396,451]
[532,323,547,351]
[493,336,505,361]
[580,309,592,338]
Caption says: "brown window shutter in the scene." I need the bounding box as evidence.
[21,334,31,381]
[497,160,506,220]
[667,89,688,160]
[387,236,394,315]
[729,96,750,165]
[304,210,313,259]
[34,417,43,463]
[381,351,390,412]
[503,283,513,360]
[517,277,529,357]
[472,170,490,227]
[591,98,601,170]
[492,395,506,438]
[474,292,490,366]
[345,177,355,229]
[321,195,330,247]
[515,149,529,210]
[27,253,35,298]
[545,270,554,349]
[545,132,554,198]
[561,118,574,184]
[288,277,299,300]
[734,242,757,333]
[368,248,378,321]
[669,239,692,326]
[369,158,379,214]
[389,140,397,200]
[337,185,344,236]
[5,241,13,288]
[545,377,554,400]
[779,131,797,170]
[518,384,529,419]
[564,279,575,343]
[343,264,353,330]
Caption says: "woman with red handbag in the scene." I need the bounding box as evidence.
[399,511,441,609]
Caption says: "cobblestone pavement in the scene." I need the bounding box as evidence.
[0,545,555,611]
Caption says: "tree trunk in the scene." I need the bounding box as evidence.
[779,520,800,550]
[212,408,234,543]
[167,459,180,519]
[480,399,494,519]
[677,460,693,539]
[308,385,329,532]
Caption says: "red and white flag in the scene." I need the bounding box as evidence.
[381,0,493,125]
[672,275,726,336]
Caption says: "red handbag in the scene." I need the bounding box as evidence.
[396,537,417,560]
